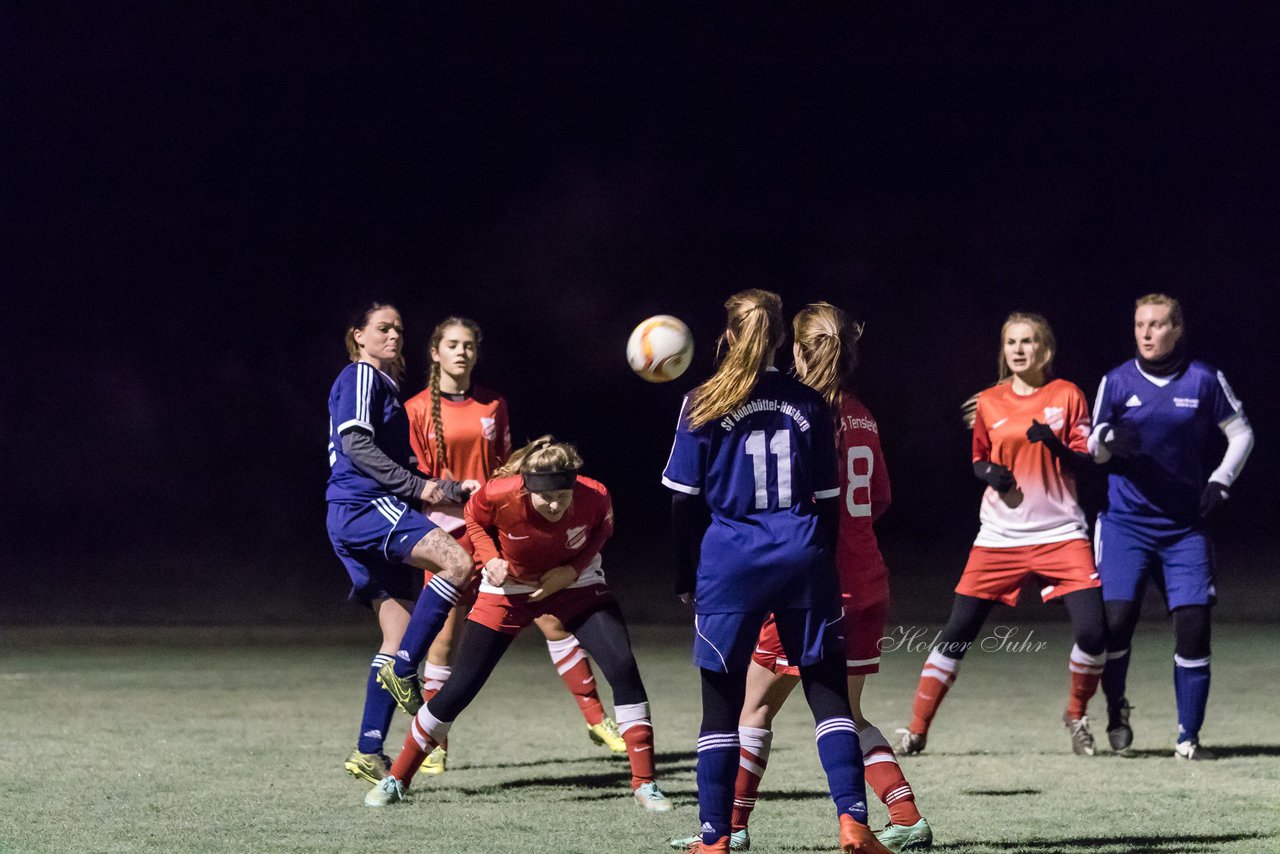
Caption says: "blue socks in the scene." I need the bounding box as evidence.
[1174,654,1211,742]
[815,716,868,825]
[394,576,461,677]
[357,653,397,754]
[696,730,739,844]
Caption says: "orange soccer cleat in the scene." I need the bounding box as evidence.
[839,814,894,854]
[685,838,731,854]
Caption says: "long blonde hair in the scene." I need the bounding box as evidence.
[493,435,583,478]
[426,316,483,474]
[963,311,1058,428]
[792,302,863,408]
[687,289,785,429]
[344,302,405,380]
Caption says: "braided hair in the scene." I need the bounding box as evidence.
[427,316,483,475]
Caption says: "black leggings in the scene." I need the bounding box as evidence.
[935,589,1107,660]
[428,600,648,721]
[700,642,851,731]
[1106,598,1211,660]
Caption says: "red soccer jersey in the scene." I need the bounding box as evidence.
[405,385,512,482]
[465,475,614,591]
[835,393,891,605]
[405,385,512,533]
[971,378,1091,547]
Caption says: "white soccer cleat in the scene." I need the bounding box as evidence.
[363,775,407,807]
[634,781,674,812]
[1175,739,1216,761]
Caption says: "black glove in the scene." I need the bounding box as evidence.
[1027,419,1063,450]
[1100,422,1140,459]
[1199,481,1229,518]
[973,460,1016,493]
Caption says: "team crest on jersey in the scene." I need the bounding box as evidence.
[566,525,588,549]
[1042,406,1065,431]
[480,417,497,441]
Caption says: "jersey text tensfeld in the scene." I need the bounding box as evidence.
[719,399,811,432]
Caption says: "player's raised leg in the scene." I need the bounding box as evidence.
[901,594,992,754]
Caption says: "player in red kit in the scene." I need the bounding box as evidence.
[365,437,671,812]
[670,303,931,853]
[390,318,623,777]
[898,312,1107,758]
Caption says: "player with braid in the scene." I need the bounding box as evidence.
[326,303,477,785]
[664,290,890,854]
[1089,294,1254,759]
[897,312,1108,758]
[673,303,932,852]
[387,318,624,777]
[365,437,672,812]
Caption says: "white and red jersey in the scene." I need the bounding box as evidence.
[405,385,512,532]
[834,393,891,606]
[971,378,1091,547]
[465,475,614,594]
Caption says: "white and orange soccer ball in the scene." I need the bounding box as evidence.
[626,315,693,383]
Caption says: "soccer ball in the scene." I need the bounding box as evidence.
[626,315,693,383]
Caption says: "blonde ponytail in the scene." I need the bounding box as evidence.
[493,435,584,478]
[792,302,862,408]
[687,289,785,429]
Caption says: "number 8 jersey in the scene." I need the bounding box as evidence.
[663,369,840,614]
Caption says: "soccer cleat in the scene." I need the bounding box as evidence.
[1175,739,1216,761]
[876,817,934,852]
[363,775,407,807]
[896,729,927,756]
[343,748,391,784]
[588,716,628,754]
[668,829,750,851]
[421,745,448,776]
[681,837,731,853]
[375,661,423,715]
[1063,713,1096,756]
[840,814,894,854]
[1106,700,1134,753]
[633,781,674,812]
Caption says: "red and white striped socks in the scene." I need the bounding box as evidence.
[546,635,606,726]
[908,649,961,735]
[1067,644,1105,719]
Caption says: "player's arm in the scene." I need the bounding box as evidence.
[1026,388,1093,474]
[662,395,708,599]
[1088,375,1138,462]
[970,401,1016,492]
[1201,371,1255,517]
[567,489,615,575]
[464,486,502,567]
[869,431,891,523]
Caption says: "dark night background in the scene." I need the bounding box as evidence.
[3,5,1277,626]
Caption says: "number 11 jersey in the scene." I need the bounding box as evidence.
[663,369,840,615]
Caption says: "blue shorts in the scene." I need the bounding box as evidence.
[693,607,844,673]
[327,498,438,607]
[1095,512,1216,610]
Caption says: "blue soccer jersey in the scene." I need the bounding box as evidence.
[1092,359,1245,524]
[326,361,417,504]
[663,369,840,614]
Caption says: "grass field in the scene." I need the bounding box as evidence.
[1,623,1278,853]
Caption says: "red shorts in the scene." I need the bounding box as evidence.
[955,539,1100,606]
[467,584,616,636]
[752,595,890,676]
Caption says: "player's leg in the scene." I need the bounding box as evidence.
[569,599,671,810]
[1060,587,1107,756]
[732,659,798,838]
[1172,605,1213,759]
[534,613,618,751]
[344,595,411,783]
[901,593,994,752]
[1095,512,1154,750]
[366,620,516,806]
[386,525,476,693]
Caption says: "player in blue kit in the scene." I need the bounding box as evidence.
[327,303,477,783]
[1089,294,1255,760]
[664,290,890,854]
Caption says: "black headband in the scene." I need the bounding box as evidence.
[522,470,578,493]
